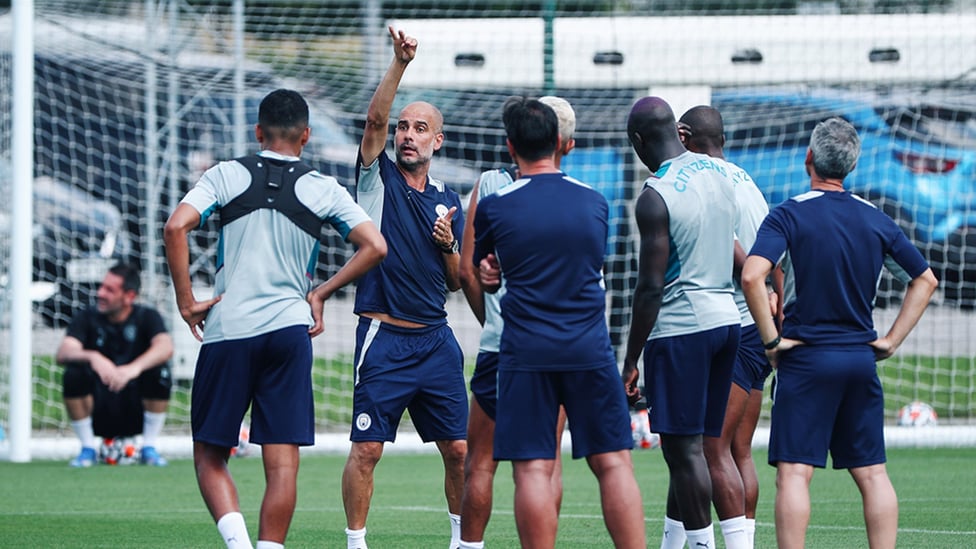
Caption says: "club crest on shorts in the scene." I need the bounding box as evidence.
[356,412,372,431]
[435,204,450,218]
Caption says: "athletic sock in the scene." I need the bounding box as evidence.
[459,541,485,549]
[216,512,253,549]
[449,512,462,549]
[142,411,166,448]
[255,542,284,549]
[660,516,687,549]
[719,516,750,549]
[345,527,367,549]
[744,518,756,549]
[685,524,715,549]
[71,417,96,449]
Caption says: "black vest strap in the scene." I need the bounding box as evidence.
[220,155,323,239]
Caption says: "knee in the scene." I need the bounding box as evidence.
[441,440,467,469]
[348,442,383,472]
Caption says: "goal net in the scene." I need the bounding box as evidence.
[1,0,975,455]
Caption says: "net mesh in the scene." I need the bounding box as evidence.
[1,1,974,442]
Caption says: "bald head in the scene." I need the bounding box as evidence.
[627,96,685,171]
[679,105,725,158]
[399,101,444,133]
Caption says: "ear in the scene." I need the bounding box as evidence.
[563,137,576,155]
[255,124,265,144]
[433,131,444,152]
[300,126,311,147]
[506,139,517,162]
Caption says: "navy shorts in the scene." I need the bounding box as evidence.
[768,344,885,469]
[494,364,633,461]
[470,351,499,420]
[732,324,773,392]
[63,362,172,400]
[350,317,467,443]
[643,324,740,437]
[191,325,314,448]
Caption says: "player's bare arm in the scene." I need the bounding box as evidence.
[361,26,417,167]
[56,336,120,388]
[478,254,501,294]
[622,188,670,402]
[742,255,802,368]
[459,180,486,324]
[870,268,938,361]
[433,206,461,291]
[307,221,387,337]
[163,202,222,342]
[110,332,174,392]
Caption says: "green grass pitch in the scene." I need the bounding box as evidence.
[1,448,973,547]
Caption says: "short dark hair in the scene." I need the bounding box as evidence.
[258,89,309,142]
[108,262,141,294]
[502,96,559,162]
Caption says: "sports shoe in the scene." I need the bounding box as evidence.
[69,447,97,468]
[140,446,168,467]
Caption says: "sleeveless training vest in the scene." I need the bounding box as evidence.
[219,154,322,238]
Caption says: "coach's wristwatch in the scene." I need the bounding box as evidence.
[440,240,459,254]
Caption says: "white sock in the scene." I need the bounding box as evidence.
[459,541,485,549]
[255,542,284,549]
[449,512,462,549]
[685,524,715,549]
[345,527,367,549]
[719,516,750,549]
[71,417,96,449]
[142,411,166,447]
[744,518,756,549]
[661,516,687,549]
[216,512,253,549]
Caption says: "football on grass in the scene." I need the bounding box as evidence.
[896,401,938,427]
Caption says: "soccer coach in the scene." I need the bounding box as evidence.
[741,117,938,549]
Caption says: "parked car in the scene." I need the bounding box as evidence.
[713,86,976,307]
[0,162,132,327]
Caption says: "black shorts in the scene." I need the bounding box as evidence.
[62,362,173,400]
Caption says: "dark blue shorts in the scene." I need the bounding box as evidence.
[191,325,314,448]
[732,324,773,392]
[643,324,740,437]
[470,351,499,420]
[350,317,467,443]
[494,364,633,461]
[768,345,885,469]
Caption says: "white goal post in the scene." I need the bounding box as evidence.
[2,1,976,462]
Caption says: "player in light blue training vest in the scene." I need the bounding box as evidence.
[341,27,468,549]
[678,105,779,549]
[741,117,937,549]
[623,96,741,549]
[165,89,386,549]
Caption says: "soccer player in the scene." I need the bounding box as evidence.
[741,117,938,549]
[473,97,645,549]
[678,105,778,549]
[457,96,575,549]
[622,96,741,549]
[56,263,174,467]
[164,88,386,549]
[341,27,468,549]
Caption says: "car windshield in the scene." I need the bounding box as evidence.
[878,104,976,149]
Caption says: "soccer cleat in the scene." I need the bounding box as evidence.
[140,446,168,467]
[69,447,97,468]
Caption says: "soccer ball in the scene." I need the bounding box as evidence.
[630,408,660,449]
[99,437,137,465]
[230,421,250,457]
[896,401,938,427]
